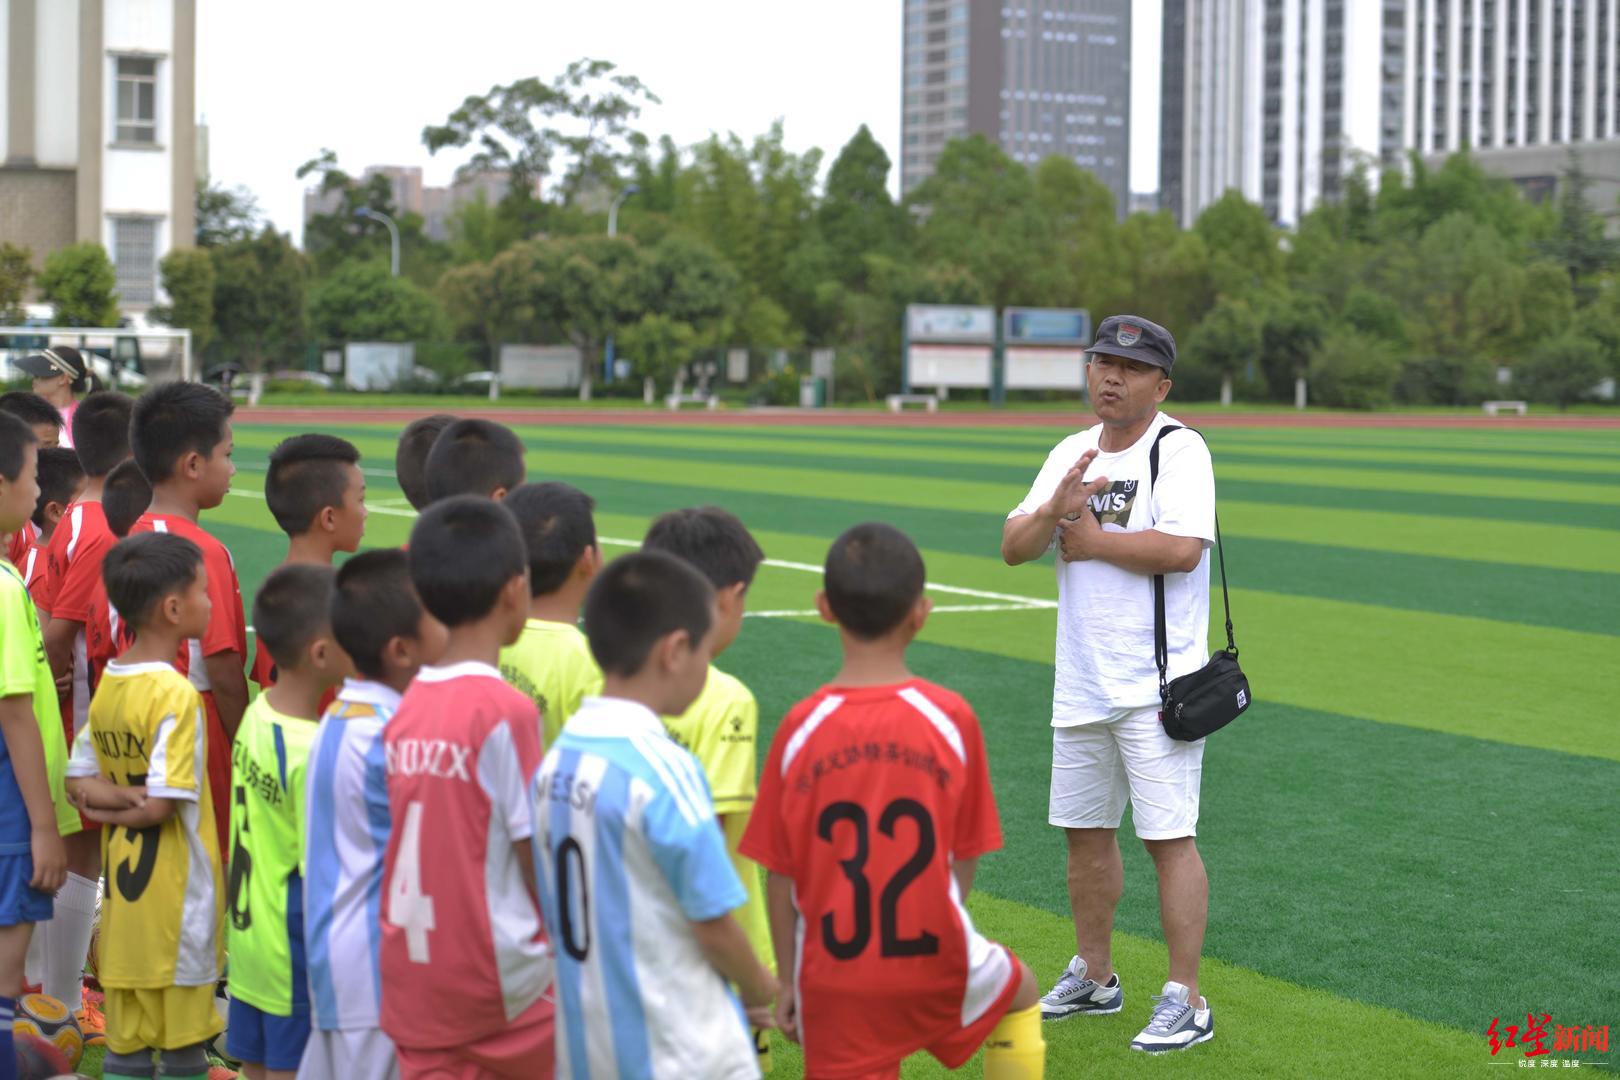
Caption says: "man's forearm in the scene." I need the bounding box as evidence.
[1002,507,1058,566]
[692,913,774,1005]
[1089,529,1203,576]
[204,652,247,739]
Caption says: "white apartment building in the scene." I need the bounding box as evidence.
[0,0,197,312]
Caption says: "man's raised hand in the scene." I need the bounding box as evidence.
[1050,448,1111,521]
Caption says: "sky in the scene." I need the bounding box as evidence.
[197,1,1161,242]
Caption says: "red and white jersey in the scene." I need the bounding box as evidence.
[379,662,550,1051]
[741,679,1006,1067]
[3,520,37,570]
[41,502,116,738]
[23,540,49,607]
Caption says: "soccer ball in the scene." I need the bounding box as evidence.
[12,993,83,1070]
[11,1031,71,1078]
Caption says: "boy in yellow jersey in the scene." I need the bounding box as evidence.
[498,483,603,746]
[226,564,350,1080]
[641,505,774,1070]
[65,532,224,1080]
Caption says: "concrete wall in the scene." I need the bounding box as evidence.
[0,168,76,270]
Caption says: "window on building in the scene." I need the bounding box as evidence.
[112,217,159,304]
[115,56,159,144]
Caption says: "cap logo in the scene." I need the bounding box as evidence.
[1115,324,1143,347]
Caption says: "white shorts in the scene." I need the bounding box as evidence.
[297,1026,399,1080]
[1048,706,1204,839]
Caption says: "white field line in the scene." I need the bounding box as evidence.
[224,490,1055,617]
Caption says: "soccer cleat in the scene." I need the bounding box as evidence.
[1129,980,1214,1052]
[76,986,107,1046]
[1040,955,1124,1020]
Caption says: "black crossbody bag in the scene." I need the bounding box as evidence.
[1149,425,1251,741]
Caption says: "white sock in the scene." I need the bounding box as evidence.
[44,872,99,1010]
[23,919,46,988]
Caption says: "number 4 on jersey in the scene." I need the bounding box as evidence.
[388,801,437,963]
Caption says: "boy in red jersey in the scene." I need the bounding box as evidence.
[23,449,84,606]
[741,523,1045,1080]
[379,495,552,1079]
[126,382,247,854]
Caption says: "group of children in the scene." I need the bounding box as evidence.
[0,386,1047,1080]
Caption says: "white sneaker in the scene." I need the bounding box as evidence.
[1130,980,1213,1052]
[1039,955,1123,1020]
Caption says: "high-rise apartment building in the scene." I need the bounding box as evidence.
[901,0,1131,215]
[1164,1,1620,227]
[0,0,198,311]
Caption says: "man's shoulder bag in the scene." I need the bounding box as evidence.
[1149,424,1252,742]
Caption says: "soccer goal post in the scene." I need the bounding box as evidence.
[0,325,194,387]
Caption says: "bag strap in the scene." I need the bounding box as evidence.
[1150,425,1236,705]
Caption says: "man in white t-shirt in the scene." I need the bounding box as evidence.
[1001,314,1218,1055]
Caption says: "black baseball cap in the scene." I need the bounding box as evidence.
[1087,315,1176,373]
[17,346,88,381]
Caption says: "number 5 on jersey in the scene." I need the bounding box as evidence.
[388,801,437,963]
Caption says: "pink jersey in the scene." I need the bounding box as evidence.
[378,662,550,1051]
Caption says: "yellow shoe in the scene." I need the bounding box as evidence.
[75,988,107,1046]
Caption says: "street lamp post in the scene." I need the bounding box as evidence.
[603,185,639,385]
[355,208,400,277]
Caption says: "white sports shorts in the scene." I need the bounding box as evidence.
[297,1026,399,1080]
[1048,705,1204,839]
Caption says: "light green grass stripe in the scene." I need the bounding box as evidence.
[761,892,1485,1079]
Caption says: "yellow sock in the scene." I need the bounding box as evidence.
[984,1002,1045,1080]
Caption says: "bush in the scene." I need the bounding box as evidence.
[749,363,802,406]
[1514,332,1609,410]
[1309,330,1402,409]
[1394,354,1496,405]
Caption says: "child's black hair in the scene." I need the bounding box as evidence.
[642,505,765,589]
[504,482,597,597]
[264,433,361,536]
[252,563,338,669]
[394,414,457,511]
[102,458,153,538]
[0,410,38,481]
[70,391,135,477]
[32,448,85,528]
[129,381,235,484]
[422,418,526,504]
[407,495,527,628]
[823,522,927,641]
[103,532,203,630]
[583,550,714,678]
[0,391,63,435]
[332,549,427,681]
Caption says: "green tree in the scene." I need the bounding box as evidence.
[1032,155,1121,312]
[1185,296,1261,405]
[422,58,659,213]
[295,150,448,285]
[1515,331,1609,409]
[38,242,119,326]
[1194,190,1282,300]
[818,125,906,286]
[210,227,309,373]
[618,312,698,400]
[1256,289,1329,402]
[1309,329,1402,409]
[195,180,261,247]
[1535,152,1617,300]
[310,261,450,343]
[437,245,548,368]
[526,234,645,399]
[0,243,32,323]
[150,248,216,352]
[908,136,1058,308]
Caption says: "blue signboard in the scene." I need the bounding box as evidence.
[1004,308,1091,345]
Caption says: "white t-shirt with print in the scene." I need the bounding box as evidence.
[1009,412,1216,727]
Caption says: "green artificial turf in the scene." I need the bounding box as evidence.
[68,417,1612,1079]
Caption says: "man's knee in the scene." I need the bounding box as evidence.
[1064,828,1118,876]
[1142,834,1201,868]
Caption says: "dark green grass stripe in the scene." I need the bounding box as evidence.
[723,618,1619,1033]
[1208,447,1619,486]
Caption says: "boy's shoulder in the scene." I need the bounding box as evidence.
[98,661,198,709]
[780,678,977,738]
[138,513,234,561]
[399,662,537,724]
[694,665,755,714]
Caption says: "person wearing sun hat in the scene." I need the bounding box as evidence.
[1000,313,1220,1054]
[16,348,100,450]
